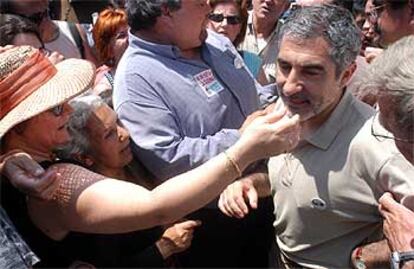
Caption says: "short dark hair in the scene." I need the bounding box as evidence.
[0,13,43,46]
[331,0,354,12]
[126,0,181,31]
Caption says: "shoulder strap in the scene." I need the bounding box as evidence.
[68,22,85,59]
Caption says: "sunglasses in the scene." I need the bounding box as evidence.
[208,13,241,25]
[49,104,65,117]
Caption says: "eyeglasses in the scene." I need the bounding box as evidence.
[367,4,386,24]
[17,9,49,25]
[371,112,413,143]
[49,104,65,117]
[208,13,241,25]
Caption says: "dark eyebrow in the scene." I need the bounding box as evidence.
[300,63,326,73]
[103,127,113,138]
[302,64,325,70]
[277,58,290,65]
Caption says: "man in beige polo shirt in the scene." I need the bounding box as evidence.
[218,5,414,269]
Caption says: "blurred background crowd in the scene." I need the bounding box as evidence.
[0,0,413,268]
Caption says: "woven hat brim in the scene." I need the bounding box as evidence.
[0,58,95,138]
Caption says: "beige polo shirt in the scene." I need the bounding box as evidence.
[269,90,414,268]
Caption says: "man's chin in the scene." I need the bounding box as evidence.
[286,108,314,123]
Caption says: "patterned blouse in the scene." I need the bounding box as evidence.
[0,206,39,269]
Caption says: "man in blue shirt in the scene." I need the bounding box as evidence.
[113,0,276,267]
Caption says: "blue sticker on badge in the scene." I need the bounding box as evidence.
[194,69,224,97]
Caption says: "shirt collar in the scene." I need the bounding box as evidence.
[128,30,182,59]
[306,89,355,150]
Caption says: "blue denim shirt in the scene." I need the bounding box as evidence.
[113,30,276,180]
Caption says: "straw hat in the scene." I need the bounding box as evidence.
[0,46,95,138]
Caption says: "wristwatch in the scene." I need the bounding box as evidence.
[391,251,414,269]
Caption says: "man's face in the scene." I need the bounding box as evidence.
[378,96,414,164]
[252,0,288,22]
[10,0,48,15]
[10,0,49,24]
[169,0,211,51]
[371,0,413,46]
[10,0,50,37]
[362,0,381,48]
[276,37,353,125]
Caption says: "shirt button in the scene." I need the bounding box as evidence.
[234,57,244,69]
[311,197,327,210]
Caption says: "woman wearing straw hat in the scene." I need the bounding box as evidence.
[0,45,300,267]
[0,45,60,269]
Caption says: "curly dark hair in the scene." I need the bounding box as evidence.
[0,13,43,46]
[126,0,181,31]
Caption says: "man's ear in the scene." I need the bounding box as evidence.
[73,153,94,167]
[160,3,172,17]
[340,61,357,88]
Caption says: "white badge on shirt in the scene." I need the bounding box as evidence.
[193,69,225,97]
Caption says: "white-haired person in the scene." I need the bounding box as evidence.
[361,35,414,269]
[0,46,300,267]
[55,95,201,267]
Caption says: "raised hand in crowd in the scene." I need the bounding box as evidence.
[220,108,300,219]
[239,109,267,134]
[218,170,270,219]
[157,220,202,259]
[379,193,414,252]
[379,193,414,269]
[0,151,60,200]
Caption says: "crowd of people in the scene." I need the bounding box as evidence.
[0,0,413,268]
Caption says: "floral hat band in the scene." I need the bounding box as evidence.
[0,47,57,118]
[0,46,95,138]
